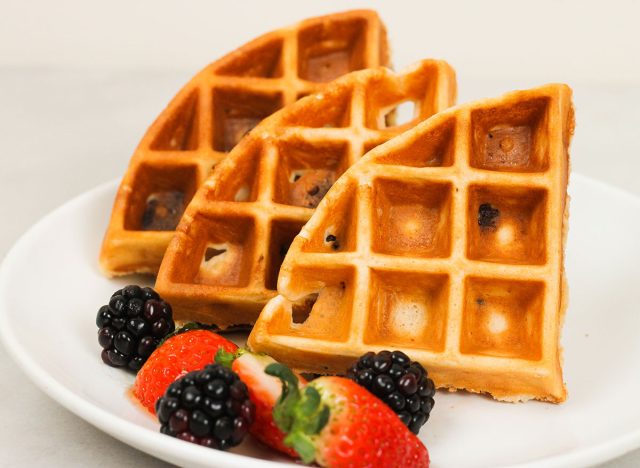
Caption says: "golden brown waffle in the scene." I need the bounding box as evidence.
[99,10,390,276]
[155,60,457,327]
[249,84,574,403]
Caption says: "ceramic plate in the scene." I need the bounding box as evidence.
[1,175,639,467]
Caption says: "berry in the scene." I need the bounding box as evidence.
[215,349,308,458]
[156,364,254,450]
[347,350,435,434]
[267,363,429,468]
[96,285,175,371]
[133,328,238,413]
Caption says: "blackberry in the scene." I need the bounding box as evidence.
[347,350,435,434]
[156,364,255,449]
[96,285,175,371]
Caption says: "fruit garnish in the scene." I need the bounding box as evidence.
[267,362,430,467]
[156,364,255,450]
[133,327,237,413]
[346,350,435,434]
[96,285,175,371]
[215,349,306,457]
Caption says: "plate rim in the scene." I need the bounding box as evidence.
[1,175,639,468]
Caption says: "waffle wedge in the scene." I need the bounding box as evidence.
[99,10,390,276]
[249,84,574,402]
[155,60,457,327]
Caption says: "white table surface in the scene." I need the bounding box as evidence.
[1,1,639,466]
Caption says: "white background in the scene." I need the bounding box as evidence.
[0,0,638,466]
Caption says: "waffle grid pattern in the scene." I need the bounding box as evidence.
[100,10,388,276]
[156,61,457,327]
[250,85,574,402]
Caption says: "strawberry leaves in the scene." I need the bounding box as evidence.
[266,363,330,464]
[215,348,239,368]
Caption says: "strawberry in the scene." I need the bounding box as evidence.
[215,349,307,458]
[266,363,430,468]
[133,326,237,413]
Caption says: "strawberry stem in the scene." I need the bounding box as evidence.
[215,347,250,368]
[266,363,300,433]
[266,363,330,464]
[214,348,236,368]
[284,432,316,464]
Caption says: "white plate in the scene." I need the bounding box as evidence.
[0,175,639,468]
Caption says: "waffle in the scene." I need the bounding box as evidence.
[99,10,390,276]
[249,84,574,402]
[155,60,457,328]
